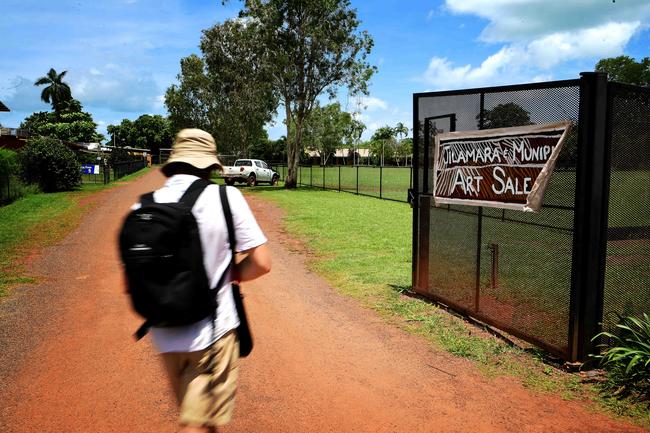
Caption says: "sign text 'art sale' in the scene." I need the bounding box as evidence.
[434,121,571,212]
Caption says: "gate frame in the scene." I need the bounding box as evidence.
[412,72,612,362]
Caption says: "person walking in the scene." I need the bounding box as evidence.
[124,128,271,433]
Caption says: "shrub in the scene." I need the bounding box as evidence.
[0,149,35,205]
[593,313,650,401]
[0,148,19,178]
[19,136,81,192]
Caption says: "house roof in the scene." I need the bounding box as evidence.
[307,148,372,158]
[0,101,9,112]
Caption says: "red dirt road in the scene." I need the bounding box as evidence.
[0,169,646,433]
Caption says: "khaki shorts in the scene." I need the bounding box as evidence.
[161,331,239,427]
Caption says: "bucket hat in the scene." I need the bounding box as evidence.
[163,128,222,171]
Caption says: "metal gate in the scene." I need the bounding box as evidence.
[412,73,649,361]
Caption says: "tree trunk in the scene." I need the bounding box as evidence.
[284,106,303,189]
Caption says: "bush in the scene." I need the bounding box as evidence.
[593,313,650,401]
[0,148,19,178]
[19,136,81,192]
[0,149,37,205]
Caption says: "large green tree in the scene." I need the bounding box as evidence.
[34,68,73,113]
[596,55,650,170]
[247,132,287,163]
[21,99,102,143]
[596,55,650,86]
[302,102,355,166]
[165,19,276,157]
[371,126,395,166]
[477,102,532,130]
[341,116,365,165]
[107,115,173,155]
[165,55,217,134]
[238,0,376,187]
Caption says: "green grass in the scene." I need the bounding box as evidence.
[247,185,650,428]
[0,167,151,297]
[284,167,649,353]
[0,192,83,296]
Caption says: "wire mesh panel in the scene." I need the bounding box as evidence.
[340,166,357,194]
[428,206,479,309]
[324,166,338,190]
[312,166,321,188]
[299,165,310,186]
[357,166,381,197]
[479,208,575,352]
[381,167,411,201]
[603,83,650,330]
[416,80,580,357]
[0,174,23,206]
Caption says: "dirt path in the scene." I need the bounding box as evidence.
[0,169,646,433]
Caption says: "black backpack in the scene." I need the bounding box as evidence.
[119,179,216,339]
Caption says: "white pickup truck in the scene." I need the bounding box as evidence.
[221,159,280,187]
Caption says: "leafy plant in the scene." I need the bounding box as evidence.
[19,136,81,192]
[0,148,19,178]
[20,99,102,143]
[0,149,34,205]
[593,313,650,400]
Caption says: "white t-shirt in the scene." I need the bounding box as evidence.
[131,174,267,353]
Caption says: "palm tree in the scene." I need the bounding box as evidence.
[395,122,408,141]
[394,122,409,166]
[34,68,72,112]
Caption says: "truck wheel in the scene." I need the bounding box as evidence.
[247,174,257,187]
[225,178,235,186]
[271,175,279,186]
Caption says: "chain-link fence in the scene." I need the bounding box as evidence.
[80,160,147,185]
[113,160,147,180]
[273,164,412,203]
[602,83,650,334]
[0,174,25,205]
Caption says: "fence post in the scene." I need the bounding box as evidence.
[322,165,325,189]
[356,165,359,195]
[415,194,431,294]
[338,165,341,192]
[475,207,483,312]
[569,72,610,362]
[380,166,383,199]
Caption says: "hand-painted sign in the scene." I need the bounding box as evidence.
[434,121,571,212]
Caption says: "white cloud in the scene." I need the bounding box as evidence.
[445,0,650,42]
[360,96,388,111]
[72,64,162,112]
[0,76,51,113]
[420,1,648,89]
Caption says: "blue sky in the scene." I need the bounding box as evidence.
[1,0,649,141]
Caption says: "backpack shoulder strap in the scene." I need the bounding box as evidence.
[139,192,155,205]
[219,185,236,256]
[179,178,212,208]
